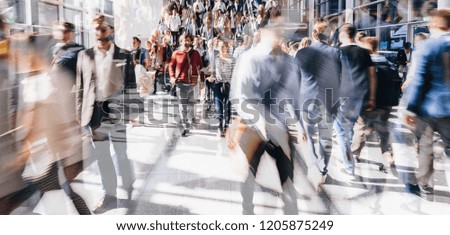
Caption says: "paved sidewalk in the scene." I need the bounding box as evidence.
[11,94,450,215]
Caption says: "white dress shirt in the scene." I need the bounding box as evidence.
[94,43,115,101]
[169,15,181,32]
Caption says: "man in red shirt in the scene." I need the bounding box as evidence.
[169,33,203,136]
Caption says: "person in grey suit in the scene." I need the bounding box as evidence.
[75,14,135,214]
[295,19,349,191]
[232,25,303,215]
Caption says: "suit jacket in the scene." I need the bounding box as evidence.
[295,42,345,117]
[405,33,450,118]
[75,44,131,127]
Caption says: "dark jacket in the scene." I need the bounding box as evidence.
[51,42,85,79]
[295,42,346,117]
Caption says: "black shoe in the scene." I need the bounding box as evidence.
[181,129,189,137]
[93,195,117,214]
[222,127,227,137]
[217,126,224,137]
[405,183,420,196]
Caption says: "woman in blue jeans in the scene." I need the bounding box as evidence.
[214,41,235,137]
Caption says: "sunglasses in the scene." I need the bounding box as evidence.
[95,26,108,33]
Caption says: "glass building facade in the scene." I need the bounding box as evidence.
[2,0,114,47]
[315,0,438,51]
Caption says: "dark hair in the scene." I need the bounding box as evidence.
[133,37,141,43]
[403,42,411,49]
[360,37,378,53]
[59,21,75,32]
[340,23,357,39]
[183,33,194,42]
[313,19,330,42]
[92,14,105,25]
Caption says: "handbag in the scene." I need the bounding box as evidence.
[135,64,155,97]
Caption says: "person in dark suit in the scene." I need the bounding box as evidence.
[75,14,135,214]
[396,41,412,81]
[295,19,349,191]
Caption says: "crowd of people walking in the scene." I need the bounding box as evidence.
[0,0,449,215]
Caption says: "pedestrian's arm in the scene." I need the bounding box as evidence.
[169,54,176,79]
[169,53,178,86]
[367,66,377,111]
[195,51,204,71]
[405,46,430,115]
[75,52,84,125]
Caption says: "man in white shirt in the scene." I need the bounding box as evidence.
[75,14,135,214]
[169,9,182,47]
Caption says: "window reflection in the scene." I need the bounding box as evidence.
[412,0,437,21]
[3,0,26,24]
[32,1,58,27]
[64,0,83,8]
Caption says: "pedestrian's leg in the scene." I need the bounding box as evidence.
[352,116,367,160]
[416,123,434,189]
[214,83,224,132]
[111,126,135,200]
[96,145,118,198]
[224,92,231,130]
[317,117,333,175]
[434,117,450,194]
[333,117,355,174]
[281,177,298,215]
[187,84,196,126]
[63,162,91,215]
[240,141,265,215]
[176,84,189,131]
[240,171,256,215]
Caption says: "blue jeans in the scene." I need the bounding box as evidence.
[214,82,231,129]
[302,108,334,176]
[333,117,355,174]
